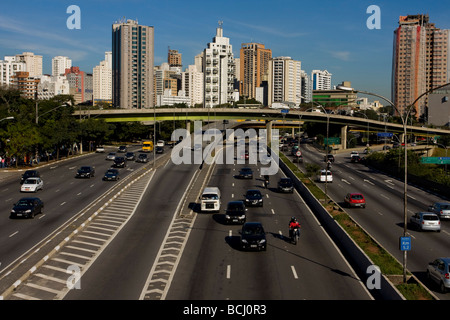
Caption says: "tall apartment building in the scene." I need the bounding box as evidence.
[311,70,332,90]
[112,18,154,109]
[154,62,180,106]
[36,75,70,100]
[11,71,40,99]
[182,64,204,107]
[267,56,303,106]
[15,52,43,77]
[203,23,235,108]
[65,66,85,104]
[240,43,272,99]
[0,56,26,86]
[301,70,312,103]
[168,48,182,70]
[93,52,112,105]
[392,14,450,118]
[52,56,72,76]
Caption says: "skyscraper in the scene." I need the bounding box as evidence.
[392,14,450,118]
[93,52,112,105]
[112,18,154,109]
[203,22,235,108]
[267,56,302,106]
[15,52,42,77]
[240,43,272,100]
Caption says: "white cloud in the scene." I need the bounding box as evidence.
[330,51,351,61]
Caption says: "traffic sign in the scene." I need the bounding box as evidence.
[377,132,393,138]
[281,109,289,114]
[399,237,411,251]
[421,157,450,164]
[296,150,302,157]
[324,137,340,145]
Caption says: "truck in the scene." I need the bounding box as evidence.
[200,187,221,213]
[142,140,154,152]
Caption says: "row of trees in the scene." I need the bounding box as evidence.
[0,87,153,167]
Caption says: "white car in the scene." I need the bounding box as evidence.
[21,177,43,193]
[318,169,333,183]
[106,152,116,160]
[156,140,165,147]
[96,146,105,153]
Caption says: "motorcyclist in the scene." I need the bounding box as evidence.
[289,217,301,239]
[263,174,269,188]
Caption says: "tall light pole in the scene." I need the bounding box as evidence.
[337,82,450,283]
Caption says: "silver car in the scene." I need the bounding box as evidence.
[427,258,450,293]
[409,212,441,232]
[428,202,450,220]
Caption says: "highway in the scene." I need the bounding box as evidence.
[289,141,450,300]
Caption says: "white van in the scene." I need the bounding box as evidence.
[200,187,221,213]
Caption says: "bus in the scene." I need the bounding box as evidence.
[142,140,154,152]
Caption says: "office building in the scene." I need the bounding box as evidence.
[267,56,302,106]
[182,64,204,107]
[65,66,85,104]
[240,43,272,99]
[168,48,182,72]
[11,71,40,99]
[392,14,450,118]
[36,75,70,100]
[203,22,235,108]
[52,56,72,76]
[312,69,332,90]
[112,18,154,109]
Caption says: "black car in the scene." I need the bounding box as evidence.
[10,197,44,219]
[20,170,40,184]
[76,166,95,178]
[125,152,135,161]
[245,189,263,207]
[238,167,253,179]
[292,155,303,163]
[113,156,127,168]
[155,146,164,154]
[240,222,266,251]
[118,145,127,153]
[225,201,247,224]
[324,154,335,162]
[278,177,294,193]
[136,153,148,163]
[103,169,120,181]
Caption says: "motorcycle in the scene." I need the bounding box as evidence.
[290,227,300,244]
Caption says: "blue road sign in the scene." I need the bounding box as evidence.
[281,109,289,114]
[377,132,393,138]
[400,237,411,251]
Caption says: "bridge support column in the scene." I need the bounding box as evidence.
[186,120,191,135]
[341,125,348,149]
[266,120,273,145]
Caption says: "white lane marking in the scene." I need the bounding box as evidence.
[271,209,275,215]
[227,265,231,279]
[9,231,19,238]
[380,194,390,200]
[291,266,299,279]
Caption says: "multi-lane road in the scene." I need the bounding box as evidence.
[0,132,448,301]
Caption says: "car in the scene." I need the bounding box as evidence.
[278,177,294,193]
[156,140,165,147]
[318,169,333,183]
[136,153,149,163]
[155,146,164,154]
[324,154,335,162]
[76,166,95,178]
[118,145,127,153]
[344,193,366,208]
[240,222,267,251]
[10,197,44,219]
[103,168,120,181]
[106,152,116,160]
[20,177,43,192]
[20,170,40,184]
[428,202,450,220]
[238,167,253,179]
[125,152,136,161]
[427,258,450,293]
[410,212,441,232]
[350,151,359,157]
[245,189,263,207]
[351,155,362,163]
[113,156,127,168]
[224,201,247,224]
[95,146,105,153]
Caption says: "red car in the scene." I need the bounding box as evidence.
[344,193,366,208]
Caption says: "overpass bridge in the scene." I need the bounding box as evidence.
[74,107,450,149]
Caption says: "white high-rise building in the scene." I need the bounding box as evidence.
[182,64,204,107]
[15,52,43,77]
[203,22,235,108]
[311,69,332,90]
[52,56,72,76]
[268,57,302,106]
[93,52,112,105]
[0,56,26,86]
[301,70,312,103]
[36,75,70,100]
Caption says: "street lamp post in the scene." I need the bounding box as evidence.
[337,82,450,283]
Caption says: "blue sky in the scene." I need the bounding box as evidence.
[0,0,449,101]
